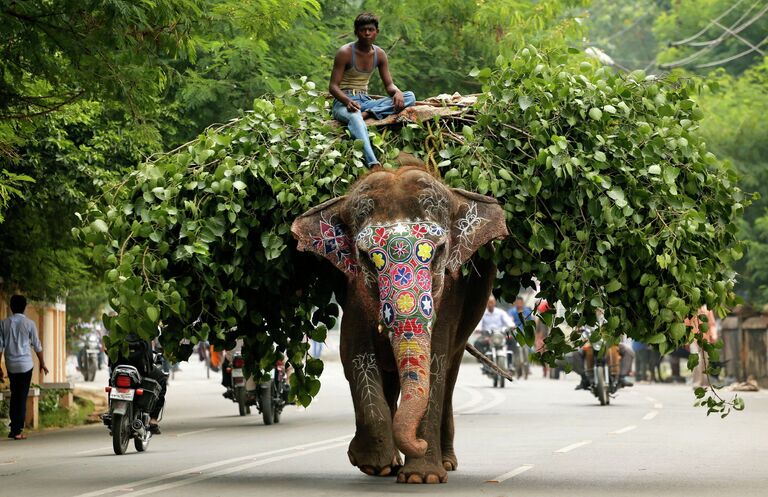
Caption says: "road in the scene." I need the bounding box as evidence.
[1,353,767,497]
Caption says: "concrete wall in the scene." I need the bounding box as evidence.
[726,315,768,388]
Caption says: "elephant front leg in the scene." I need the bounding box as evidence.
[396,351,450,483]
[344,349,402,476]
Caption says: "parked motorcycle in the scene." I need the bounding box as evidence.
[223,354,290,425]
[77,332,101,382]
[102,354,165,454]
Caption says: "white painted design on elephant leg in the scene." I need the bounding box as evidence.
[427,353,447,417]
[352,353,386,423]
[424,354,446,460]
[447,201,488,272]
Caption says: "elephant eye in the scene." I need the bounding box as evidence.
[434,241,449,262]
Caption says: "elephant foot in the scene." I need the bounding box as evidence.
[397,460,448,484]
[348,436,402,477]
[442,453,458,471]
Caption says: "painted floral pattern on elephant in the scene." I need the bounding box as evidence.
[310,220,359,274]
[356,221,446,398]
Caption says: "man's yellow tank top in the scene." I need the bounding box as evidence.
[339,43,379,92]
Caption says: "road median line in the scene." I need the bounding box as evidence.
[71,433,353,497]
[125,440,351,496]
[486,464,534,483]
[554,440,591,453]
[610,425,637,435]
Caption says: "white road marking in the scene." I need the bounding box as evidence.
[175,428,216,437]
[645,396,658,403]
[643,410,659,420]
[654,403,664,409]
[610,425,637,435]
[555,440,592,453]
[126,440,351,496]
[487,464,534,483]
[454,384,484,413]
[461,388,506,415]
[0,460,17,466]
[71,434,353,497]
[75,447,112,455]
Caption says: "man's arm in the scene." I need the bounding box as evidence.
[502,311,516,329]
[36,350,48,376]
[30,322,48,375]
[329,46,360,112]
[377,49,404,110]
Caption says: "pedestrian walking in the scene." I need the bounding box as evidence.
[0,295,48,440]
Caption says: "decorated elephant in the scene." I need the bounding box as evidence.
[292,164,508,483]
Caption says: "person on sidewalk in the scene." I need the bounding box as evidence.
[329,12,416,166]
[0,295,48,440]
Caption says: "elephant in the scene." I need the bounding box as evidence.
[291,164,508,483]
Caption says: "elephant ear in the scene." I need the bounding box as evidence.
[447,189,509,274]
[291,196,360,276]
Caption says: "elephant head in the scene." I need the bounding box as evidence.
[292,166,507,457]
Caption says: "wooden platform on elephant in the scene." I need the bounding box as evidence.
[325,93,479,128]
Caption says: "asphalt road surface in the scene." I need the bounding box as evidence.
[2,354,767,497]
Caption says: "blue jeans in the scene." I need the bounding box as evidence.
[332,91,416,165]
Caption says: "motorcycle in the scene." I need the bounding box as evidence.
[506,333,530,380]
[77,332,101,382]
[585,340,623,406]
[102,353,166,455]
[223,354,290,425]
[475,329,512,388]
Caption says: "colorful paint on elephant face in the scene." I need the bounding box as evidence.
[356,221,445,399]
[310,220,359,274]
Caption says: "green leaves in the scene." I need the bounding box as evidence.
[82,46,745,411]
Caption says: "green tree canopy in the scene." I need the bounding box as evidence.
[78,47,745,413]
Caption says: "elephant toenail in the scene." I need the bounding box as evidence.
[426,474,440,484]
[407,474,423,484]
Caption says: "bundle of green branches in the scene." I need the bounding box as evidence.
[78,47,745,411]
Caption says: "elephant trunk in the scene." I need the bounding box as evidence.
[390,318,431,458]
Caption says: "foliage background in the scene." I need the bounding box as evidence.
[0,1,762,412]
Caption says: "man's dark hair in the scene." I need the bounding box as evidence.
[10,294,27,314]
[354,12,379,31]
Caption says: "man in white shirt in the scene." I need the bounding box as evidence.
[0,295,48,440]
[479,296,515,331]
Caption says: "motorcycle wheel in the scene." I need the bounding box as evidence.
[134,431,151,452]
[236,386,249,416]
[495,356,506,388]
[260,381,274,425]
[596,366,609,406]
[272,382,281,424]
[112,413,130,455]
[87,358,98,381]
